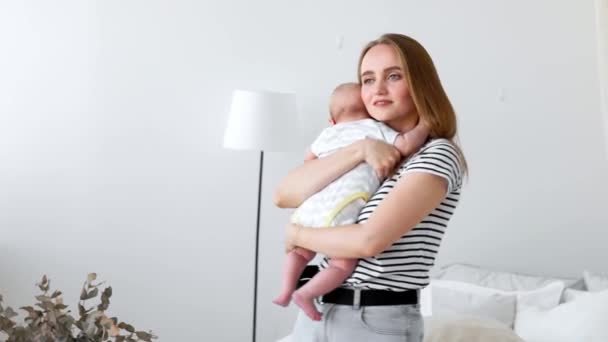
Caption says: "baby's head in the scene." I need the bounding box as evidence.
[329,82,370,125]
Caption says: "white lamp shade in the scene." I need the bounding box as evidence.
[223,89,299,152]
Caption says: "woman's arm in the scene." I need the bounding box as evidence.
[285,172,448,258]
[273,139,402,208]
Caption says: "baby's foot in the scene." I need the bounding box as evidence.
[272,292,292,307]
[292,292,322,321]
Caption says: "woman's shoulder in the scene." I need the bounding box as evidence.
[400,138,464,192]
[413,138,462,162]
[413,137,461,158]
[419,138,458,152]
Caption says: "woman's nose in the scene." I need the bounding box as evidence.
[373,79,388,94]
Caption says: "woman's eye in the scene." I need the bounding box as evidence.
[362,78,374,84]
[388,73,401,80]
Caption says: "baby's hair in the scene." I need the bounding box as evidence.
[332,82,360,96]
[329,82,364,121]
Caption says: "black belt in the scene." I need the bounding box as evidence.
[297,265,419,306]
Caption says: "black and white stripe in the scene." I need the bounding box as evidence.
[320,138,463,291]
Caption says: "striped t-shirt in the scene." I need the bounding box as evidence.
[319,138,464,291]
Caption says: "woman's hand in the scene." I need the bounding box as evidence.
[358,138,402,179]
[284,223,299,253]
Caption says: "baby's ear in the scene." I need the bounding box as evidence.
[328,117,336,125]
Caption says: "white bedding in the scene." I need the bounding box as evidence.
[424,317,525,342]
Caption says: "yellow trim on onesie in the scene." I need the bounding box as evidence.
[323,192,369,226]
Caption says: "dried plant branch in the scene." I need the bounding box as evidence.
[0,274,157,342]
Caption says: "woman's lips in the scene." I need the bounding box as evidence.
[373,100,392,106]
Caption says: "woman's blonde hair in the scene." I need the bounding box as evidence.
[357,33,468,175]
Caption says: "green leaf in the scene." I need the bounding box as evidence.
[19,306,35,314]
[85,288,99,300]
[118,322,135,333]
[135,331,156,341]
[57,313,75,328]
[38,275,50,292]
[54,303,68,310]
[35,295,52,303]
[102,287,112,300]
[36,301,55,311]
[51,290,62,299]
[80,288,88,301]
[0,316,16,330]
[97,287,112,311]
[3,306,18,318]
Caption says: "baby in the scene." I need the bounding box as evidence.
[272,82,429,321]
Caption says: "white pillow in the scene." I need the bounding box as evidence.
[515,289,608,342]
[424,317,525,342]
[432,263,583,292]
[420,284,432,317]
[562,288,591,303]
[431,280,517,327]
[583,270,608,291]
[430,280,565,328]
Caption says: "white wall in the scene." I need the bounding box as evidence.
[597,0,608,154]
[261,1,608,340]
[0,1,606,342]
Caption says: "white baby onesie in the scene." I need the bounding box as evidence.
[292,118,399,227]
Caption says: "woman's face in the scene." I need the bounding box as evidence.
[360,44,417,131]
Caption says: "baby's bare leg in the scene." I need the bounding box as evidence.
[292,257,358,321]
[273,247,316,307]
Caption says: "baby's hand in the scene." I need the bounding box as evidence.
[359,138,401,179]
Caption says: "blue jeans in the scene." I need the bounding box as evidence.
[289,302,424,342]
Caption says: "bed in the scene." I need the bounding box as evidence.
[277,264,608,341]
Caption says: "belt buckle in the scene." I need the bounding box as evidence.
[352,288,361,310]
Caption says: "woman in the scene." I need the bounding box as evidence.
[274,33,467,342]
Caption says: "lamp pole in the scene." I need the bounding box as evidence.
[252,151,263,342]
[222,89,298,342]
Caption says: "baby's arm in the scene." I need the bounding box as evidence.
[393,120,430,156]
[304,149,318,162]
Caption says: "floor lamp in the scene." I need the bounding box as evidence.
[223,89,298,342]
